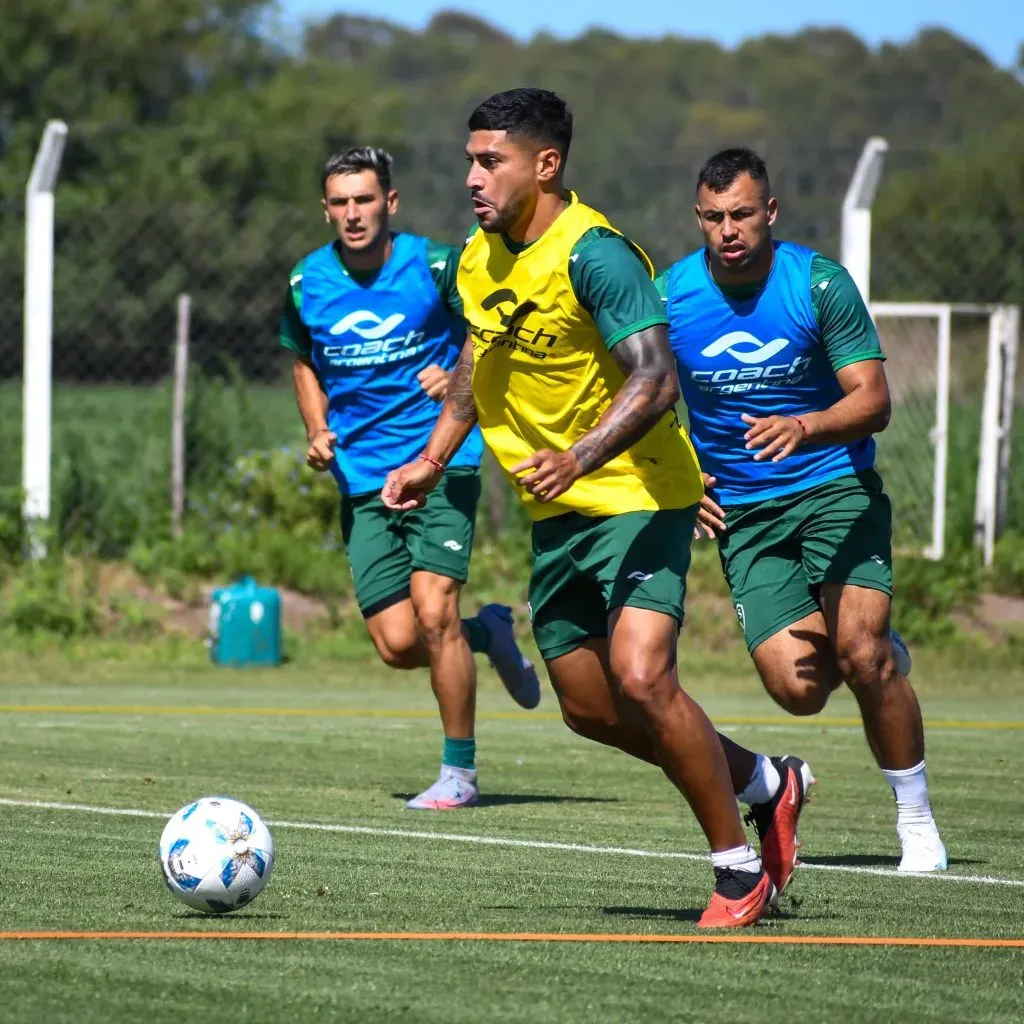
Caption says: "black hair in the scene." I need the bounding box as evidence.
[696,148,770,196]
[468,88,573,160]
[321,146,393,194]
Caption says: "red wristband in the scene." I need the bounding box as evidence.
[418,453,446,474]
[795,416,808,441]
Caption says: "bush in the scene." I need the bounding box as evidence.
[2,561,100,637]
[990,531,1024,596]
[892,549,982,643]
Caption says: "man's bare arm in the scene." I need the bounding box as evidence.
[421,334,478,465]
[569,324,680,474]
[292,355,328,438]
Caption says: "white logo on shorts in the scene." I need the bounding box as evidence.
[735,603,747,633]
[443,540,463,552]
[626,571,654,582]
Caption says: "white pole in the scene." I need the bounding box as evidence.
[22,120,68,559]
[171,293,191,540]
[994,306,1020,544]
[975,312,1004,565]
[841,137,889,305]
[928,308,951,562]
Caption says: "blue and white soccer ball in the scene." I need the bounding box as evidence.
[158,796,275,914]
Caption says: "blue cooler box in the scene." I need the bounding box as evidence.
[208,576,282,667]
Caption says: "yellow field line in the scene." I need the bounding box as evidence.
[1,705,1022,731]
[2,930,1022,948]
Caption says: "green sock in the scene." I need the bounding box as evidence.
[443,736,476,772]
[462,616,492,654]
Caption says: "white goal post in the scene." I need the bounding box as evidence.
[870,302,1020,564]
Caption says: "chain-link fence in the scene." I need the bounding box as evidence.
[0,137,1021,560]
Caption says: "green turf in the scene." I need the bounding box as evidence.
[1,648,1022,1023]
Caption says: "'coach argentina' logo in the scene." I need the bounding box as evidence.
[329,310,407,339]
[701,331,790,364]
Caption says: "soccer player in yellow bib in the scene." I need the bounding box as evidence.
[383,89,776,927]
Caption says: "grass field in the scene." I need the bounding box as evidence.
[1,645,1022,1023]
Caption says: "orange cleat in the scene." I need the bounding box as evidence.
[745,755,815,895]
[697,868,776,929]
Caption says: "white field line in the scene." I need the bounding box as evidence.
[2,797,1022,889]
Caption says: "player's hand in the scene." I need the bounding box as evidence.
[381,458,444,511]
[511,449,582,503]
[695,473,726,540]
[417,364,449,402]
[306,428,337,472]
[742,413,805,462]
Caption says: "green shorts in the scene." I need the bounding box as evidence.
[719,470,894,653]
[528,506,698,661]
[340,468,481,617]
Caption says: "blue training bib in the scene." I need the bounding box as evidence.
[665,241,875,505]
[297,233,483,495]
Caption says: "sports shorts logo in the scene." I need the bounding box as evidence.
[442,540,464,552]
[626,571,654,582]
[701,331,791,364]
[329,310,407,339]
[735,603,747,633]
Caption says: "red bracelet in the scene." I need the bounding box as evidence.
[795,416,809,441]
[418,453,446,473]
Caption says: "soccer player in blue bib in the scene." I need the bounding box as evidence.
[280,147,540,810]
[659,148,946,872]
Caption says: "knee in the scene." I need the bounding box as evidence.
[413,598,460,650]
[613,663,676,712]
[372,632,420,670]
[836,635,894,692]
[768,675,832,717]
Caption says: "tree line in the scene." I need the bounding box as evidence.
[1,1,1021,380]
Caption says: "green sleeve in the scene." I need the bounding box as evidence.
[811,254,885,372]
[279,260,313,358]
[424,238,465,319]
[568,228,669,350]
[653,268,670,303]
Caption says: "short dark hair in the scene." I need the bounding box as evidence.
[468,88,573,160]
[696,148,770,196]
[321,146,393,194]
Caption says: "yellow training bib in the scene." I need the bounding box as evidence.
[457,192,703,520]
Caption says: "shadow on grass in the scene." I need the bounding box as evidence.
[602,903,836,924]
[392,792,618,807]
[172,910,289,920]
[801,854,984,868]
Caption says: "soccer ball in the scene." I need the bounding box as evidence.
[158,796,275,914]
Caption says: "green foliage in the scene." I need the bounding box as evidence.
[2,561,100,637]
[891,550,982,643]
[990,530,1024,596]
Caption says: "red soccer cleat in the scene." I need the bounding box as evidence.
[697,868,776,929]
[745,755,816,895]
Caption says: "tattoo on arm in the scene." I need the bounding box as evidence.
[447,337,478,425]
[570,325,680,476]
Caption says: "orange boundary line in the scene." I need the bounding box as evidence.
[1,931,1022,948]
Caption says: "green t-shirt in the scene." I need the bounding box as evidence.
[449,224,668,351]
[278,237,461,358]
[653,252,883,371]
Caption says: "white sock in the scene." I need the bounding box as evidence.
[710,843,761,874]
[881,760,935,829]
[737,754,782,806]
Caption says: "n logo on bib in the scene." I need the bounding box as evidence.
[329,310,407,339]
[701,331,791,364]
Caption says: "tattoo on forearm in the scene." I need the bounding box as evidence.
[447,345,478,425]
[570,325,679,476]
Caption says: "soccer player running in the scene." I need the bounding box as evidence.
[659,148,946,872]
[383,90,790,927]
[280,146,540,811]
